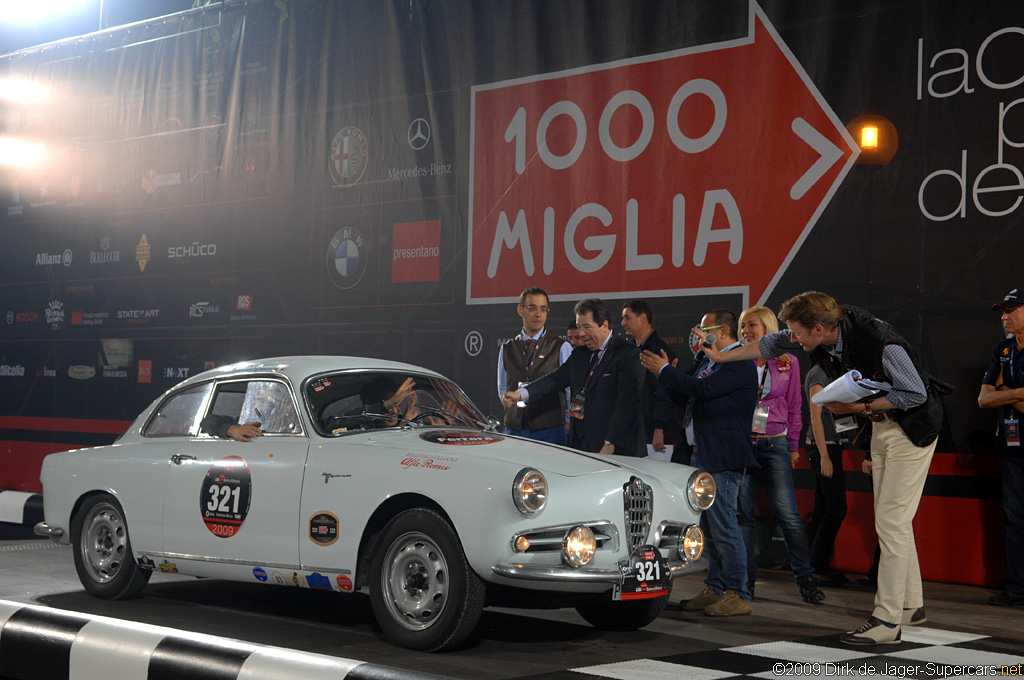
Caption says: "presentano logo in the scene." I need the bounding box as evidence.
[392,220,440,283]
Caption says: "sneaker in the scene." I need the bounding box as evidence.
[989,592,1024,606]
[901,606,926,625]
[682,585,722,611]
[798,575,826,604]
[704,590,751,617]
[840,617,901,645]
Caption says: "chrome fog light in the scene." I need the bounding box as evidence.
[563,525,596,567]
[688,471,716,511]
[678,524,703,562]
[513,468,548,516]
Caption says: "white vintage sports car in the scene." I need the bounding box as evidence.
[36,356,714,651]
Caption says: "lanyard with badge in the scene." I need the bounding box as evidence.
[1005,347,1023,446]
[751,362,771,434]
[569,352,600,420]
[515,337,543,408]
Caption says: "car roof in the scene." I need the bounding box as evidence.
[172,356,447,390]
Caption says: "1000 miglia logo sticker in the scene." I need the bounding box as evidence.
[201,456,253,537]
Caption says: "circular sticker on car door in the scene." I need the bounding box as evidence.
[201,455,253,538]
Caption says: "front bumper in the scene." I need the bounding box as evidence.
[492,556,707,583]
[33,522,64,540]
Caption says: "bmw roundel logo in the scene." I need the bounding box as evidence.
[327,226,368,290]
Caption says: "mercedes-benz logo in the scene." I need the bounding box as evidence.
[408,117,431,151]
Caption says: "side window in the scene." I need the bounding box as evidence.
[201,380,301,437]
[144,384,211,437]
[239,381,301,434]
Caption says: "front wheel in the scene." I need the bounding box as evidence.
[576,595,668,631]
[70,494,150,599]
[369,508,484,652]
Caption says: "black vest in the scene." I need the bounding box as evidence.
[811,305,946,447]
[502,333,566,431]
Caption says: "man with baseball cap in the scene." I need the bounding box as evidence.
[977,288,1024,606]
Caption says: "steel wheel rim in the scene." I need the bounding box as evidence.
[80,502,127,583]
[381,531,450,631]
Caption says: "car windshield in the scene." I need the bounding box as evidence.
[306,370,489,436]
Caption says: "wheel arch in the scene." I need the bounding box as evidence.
[355,493,453,589]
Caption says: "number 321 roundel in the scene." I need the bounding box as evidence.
[201,456,253,538]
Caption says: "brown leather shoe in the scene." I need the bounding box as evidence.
[704,590,751,617]
[682,585,722,611]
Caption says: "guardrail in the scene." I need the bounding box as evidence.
[0,600,453,680]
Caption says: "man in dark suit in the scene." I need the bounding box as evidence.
[621,298,679,456]
[641,308,758,617]
[503,298,645,456]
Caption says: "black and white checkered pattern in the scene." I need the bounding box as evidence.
[511,627,1024,679]
[0,491,43,526]
[0,600,452,680]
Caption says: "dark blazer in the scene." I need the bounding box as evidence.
[658,354,759,473]
[638,330,680,444]
[525,335,645,456]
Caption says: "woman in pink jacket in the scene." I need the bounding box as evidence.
[737,306,824,605]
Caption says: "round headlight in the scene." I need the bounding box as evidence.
[513,468,547,515]
[563,525,596,567]
[678,524,704,562]
[688,471,716,511]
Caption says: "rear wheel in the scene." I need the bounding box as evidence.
[70,494,150,599]
[576,596,668,631]
[369,508,484,651]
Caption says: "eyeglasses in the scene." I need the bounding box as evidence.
[699,324,724,332]
[522,305,550,313]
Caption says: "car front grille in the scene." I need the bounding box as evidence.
[622,476,653,551]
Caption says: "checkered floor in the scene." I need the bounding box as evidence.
[512,627,1024,679]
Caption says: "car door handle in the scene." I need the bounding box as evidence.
[171,454,197,465]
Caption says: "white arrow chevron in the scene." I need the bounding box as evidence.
[790,117,845,200]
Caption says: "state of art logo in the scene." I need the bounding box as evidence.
[327,226,368,290]
[328,126,369,187]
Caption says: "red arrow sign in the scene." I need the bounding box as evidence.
[468,2,859,306]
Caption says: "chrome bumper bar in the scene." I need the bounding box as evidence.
[492,556,707,583]
[33,522,63,540]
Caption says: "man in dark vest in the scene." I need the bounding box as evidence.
[497,286,571,445]
[698,291,949,645]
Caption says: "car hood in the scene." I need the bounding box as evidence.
[359,428,629,477]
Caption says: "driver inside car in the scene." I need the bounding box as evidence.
[359,376,457,428]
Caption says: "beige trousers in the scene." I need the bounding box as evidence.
[869,418,936,624]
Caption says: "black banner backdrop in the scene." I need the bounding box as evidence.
[1,0,1022,485]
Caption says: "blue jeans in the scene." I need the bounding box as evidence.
[692,452,750,601]
[1003,455,1024,596]
[503,424,566,446]
[738,436,814,581]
